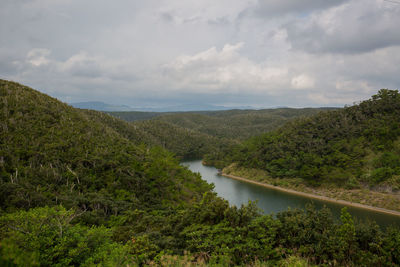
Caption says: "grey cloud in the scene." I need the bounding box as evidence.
[0,51,21,76]
[208,17,230,26]
[252,0,347,17]
[159,11,205,25]
[63,57,104,78]
[68,67,103,79]
[0,62,18,76]
[285,0,400,54]
[160,12,174,23]
[1,0,399,108]
[0,0,149,57]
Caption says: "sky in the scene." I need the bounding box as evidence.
[1,0,400,109]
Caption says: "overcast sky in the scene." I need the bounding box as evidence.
[1,0,400,108]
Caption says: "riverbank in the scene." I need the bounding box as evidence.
[221,166,400,217]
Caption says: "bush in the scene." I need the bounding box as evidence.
[0,206,130,266]
[370,167,393,183]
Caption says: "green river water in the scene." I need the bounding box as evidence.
[183,160,400,228]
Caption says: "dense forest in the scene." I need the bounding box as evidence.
[206,89,400,192]
[111,107,334,140]
[85,110,235,160]
[108,106,333,163]
[108,111,163,121]
[1,80,400,266]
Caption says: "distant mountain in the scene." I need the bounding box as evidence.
[130,104,254,112]
[70,101,134,111]
[70,101,256,112]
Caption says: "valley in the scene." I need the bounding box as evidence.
[1,80,400,266]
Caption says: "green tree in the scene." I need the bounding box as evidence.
[0,206,130,266]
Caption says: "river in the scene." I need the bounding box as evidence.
[182,160,400,228]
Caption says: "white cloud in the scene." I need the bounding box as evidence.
[307,93,356,105]
[27,48,51,66]
[164,43,289,94]
[335,80,373,94]
[291,74,315,89]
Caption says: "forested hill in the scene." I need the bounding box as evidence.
[213,89,400,190]
[107,102,335,160]
[111,107,336,140]
[0,79,211,214]
[2,80,400,266]
[83,109,235,159]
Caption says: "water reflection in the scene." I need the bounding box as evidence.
[183,160,400,228]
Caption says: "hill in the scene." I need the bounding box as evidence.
[0,80,211,215]
[1,80,399,266]
[87,109,235,159]
[132,103,236,112]
[112,107,336,140]
[107,110,162,121]
[211,89,400,192]
[70,101,135,111]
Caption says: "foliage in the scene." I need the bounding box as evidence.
[211,89,400,189]
[108,106,329,161]
[0,206,131,266]
[94,109,236,160]
[108,110,162,121]
[1,80,399,266]
[0,79,211,218]
[111,107,334,140]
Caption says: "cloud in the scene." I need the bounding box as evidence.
[27,48,51,66]
[285,0,400,54]
[163,43,289,94]
[0,0,399,108]
[58,52,104,78]
[291,74,315,89]
[250,0,347,17]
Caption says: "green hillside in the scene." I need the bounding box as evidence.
[107,110,162,121]
[85,109,235,160]
[111,107,336,140]
[107,104,333,162]
[1,80,399,266]
[212,89,400,191]
[0,80,211,215]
